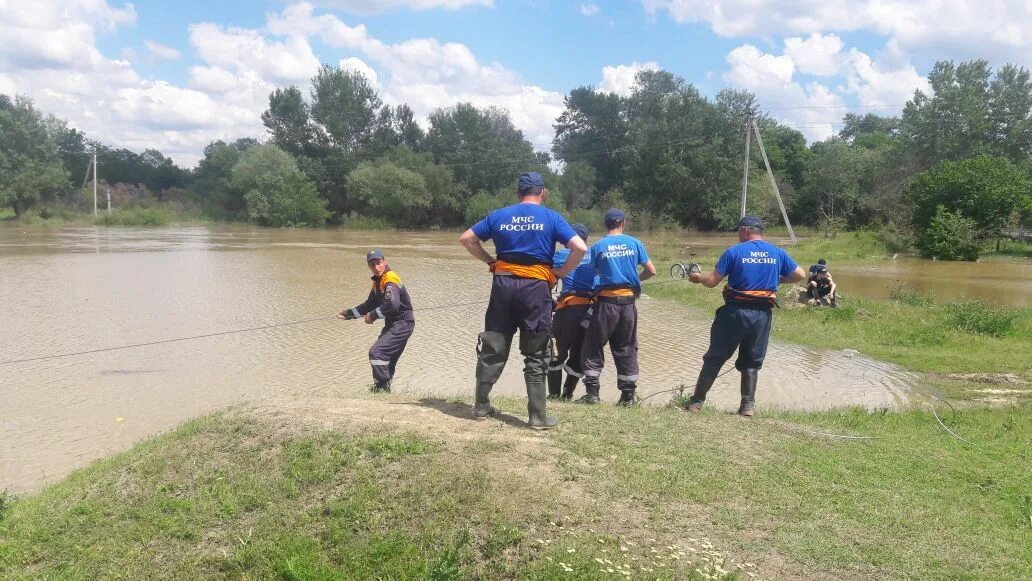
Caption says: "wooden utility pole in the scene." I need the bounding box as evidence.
[740,118,751,219]
[750,119,796,244]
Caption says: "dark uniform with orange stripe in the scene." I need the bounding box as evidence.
[469,198,577,426]
[580,232,651,405]
[343,267,415,391]
[687,238,798,414]
[548,230,597,400]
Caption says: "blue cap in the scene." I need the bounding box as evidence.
[604,208,625,228]
[517,172,546,192]
[366,249,385,262]
[572,223,589,241]
[735,215,765,230]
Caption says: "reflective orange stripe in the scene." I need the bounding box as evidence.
[598,287,635,298]
[555,295,593,311]
[491,260,557,287]
[375,271,402,292]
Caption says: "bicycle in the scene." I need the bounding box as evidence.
[669,247,702,279]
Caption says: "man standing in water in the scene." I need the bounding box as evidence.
[459,172,587,429]
[579,209,657,406]
[337,250,415,393]
[548,223,597,401]
[684,216,805,416]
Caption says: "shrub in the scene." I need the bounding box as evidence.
[941,300,1017,337]
[888,282,934,307]
[94,207,172,226]
[915,206,981,260]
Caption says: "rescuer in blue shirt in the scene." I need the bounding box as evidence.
[548,223,597,401]
[579,208,657,406]
[459,172,587,429]
[684,216,805,416]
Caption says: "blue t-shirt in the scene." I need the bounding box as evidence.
[471,203,576,264]
[591,234,649,292]
[715,240,798,293]
[554,248,598,294]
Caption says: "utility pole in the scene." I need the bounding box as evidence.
[750,119,796,244]
[92,151,98,216]
[106,188,111,213]
[740,117,751,219]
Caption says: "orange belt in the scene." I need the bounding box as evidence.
[722,285,778,306]
[491,260,557,288]
[597,287,635,298]
[555,294,593,311]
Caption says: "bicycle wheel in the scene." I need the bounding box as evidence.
[670,263,688,279]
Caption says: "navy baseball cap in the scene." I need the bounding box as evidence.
[366,249,385,262]
[604,208,625,227]
[517,172,546,192]
[734,215,765,230]
[572,223,589,240]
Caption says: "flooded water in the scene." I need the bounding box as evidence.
[1,226,921,494]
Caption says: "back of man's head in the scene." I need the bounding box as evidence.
[517,172,546,197]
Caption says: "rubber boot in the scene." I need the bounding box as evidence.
[738,368,758,417]
[547,369,563,399]
[474,331,510,419]
[577,376,601,404]
[685,374,717,412]
[560,374,579,400]
[616,379,636,407]
[521,333,558,429]
[370,380,391,394]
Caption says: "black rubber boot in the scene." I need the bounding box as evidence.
[522,333,558,429]
[738,368,758,417]
[474,331,510,419]
[616,379,636,406]
[560,374,579,400]
[685,374,717,412]
[547,369,563,399]
[576,377,601,404]
[370,381,391,394]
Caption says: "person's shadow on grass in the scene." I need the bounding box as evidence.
[401,398,527,428]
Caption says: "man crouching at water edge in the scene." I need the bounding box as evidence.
[549,223,598,401]
[459,172,587,429]
[337,250,415,394]
[684,216,805,417]
[579,209,657,406]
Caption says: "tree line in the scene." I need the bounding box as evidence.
[2,59,1030,257]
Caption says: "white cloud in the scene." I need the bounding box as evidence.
[641,0,1032,64]
[144,41,182,61]
[307,0,492,15]
[599,61,660,96]
[722,39,930,142]
[339,57,379,88]
[783,33,844,77]
[580,3,599,16]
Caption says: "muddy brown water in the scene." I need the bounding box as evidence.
[0,226,927,494]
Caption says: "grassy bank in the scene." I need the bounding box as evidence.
[1,396,1029,579]
[645,230,1032,400]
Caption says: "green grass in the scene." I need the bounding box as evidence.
[987,239,1032,259]
[2,399,1029,579]
[0,411,727,580]
[0,207,14,220]
[554,403,1032,580]
[648,281,1032,382]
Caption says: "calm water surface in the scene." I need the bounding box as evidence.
[1,226,927,493]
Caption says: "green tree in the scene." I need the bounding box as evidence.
[915,206,981,260]
[906,155,1030,241]
[0,95,69,217]
[796,139,863,234]
[426,103,539,197]
[557,162,596,211]
[552,86,629,196]
[309,65,382,154]
[348,159,430,227]
[262,87,312,157]
[231,144,328,227]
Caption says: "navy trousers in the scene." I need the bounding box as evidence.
[582,298,639,384]
[369,319,415,385]
[700,304,772,377]
[550,303,590,378]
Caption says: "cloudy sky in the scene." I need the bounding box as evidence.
[2,0,1030,166]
